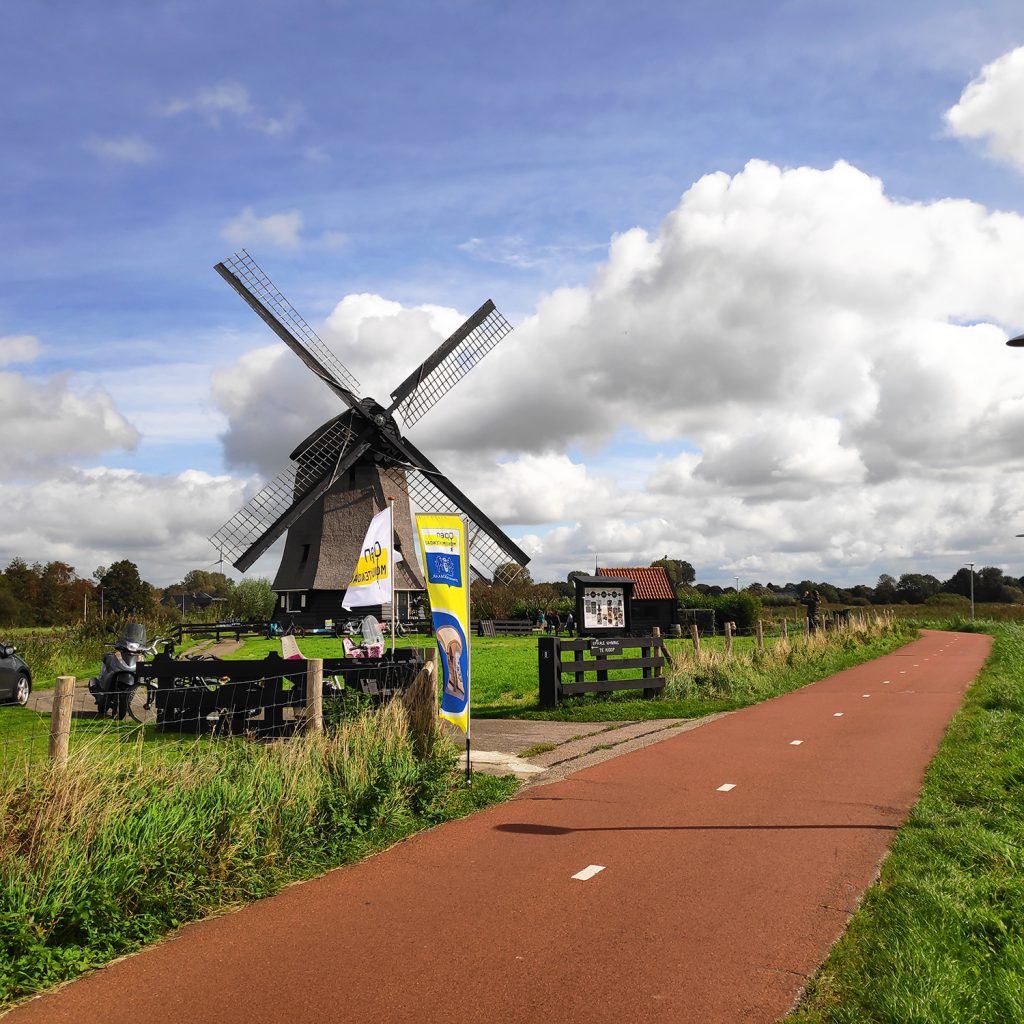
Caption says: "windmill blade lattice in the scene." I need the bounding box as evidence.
[390,301,512,428]
[221,250,362,396]
[211,418,357,566]
[383,465,524,581]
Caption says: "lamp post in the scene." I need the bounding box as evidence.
[964,562,975,620]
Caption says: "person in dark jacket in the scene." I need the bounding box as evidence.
[802,589,821,633]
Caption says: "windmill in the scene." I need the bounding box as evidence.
[209,251,529,625]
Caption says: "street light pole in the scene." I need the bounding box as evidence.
[964,562,975,620]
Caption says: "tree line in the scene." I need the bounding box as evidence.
[1,553,1017,629]
[0,558,276,627]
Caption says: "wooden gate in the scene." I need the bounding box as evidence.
[537,635,665,709]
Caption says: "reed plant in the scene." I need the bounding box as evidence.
[0,700,513,1007]
[664,613,912,702]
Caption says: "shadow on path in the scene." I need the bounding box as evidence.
[494,821,898,835]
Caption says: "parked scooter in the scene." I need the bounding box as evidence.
[88,623,167,720]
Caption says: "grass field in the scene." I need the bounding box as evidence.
[790,620,1023,1023]
[225,621,910,721]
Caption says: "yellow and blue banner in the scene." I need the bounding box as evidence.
[415,513,471,735]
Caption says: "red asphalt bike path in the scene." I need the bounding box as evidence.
[6,629,992,1024]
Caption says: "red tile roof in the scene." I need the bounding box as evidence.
[597,566,676,601]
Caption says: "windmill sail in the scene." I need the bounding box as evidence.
[216,250,362,403]
[388,300,512,428]
[382,464,527,582]
[210,418,366,571]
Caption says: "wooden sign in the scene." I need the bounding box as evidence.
[589,637,624,656]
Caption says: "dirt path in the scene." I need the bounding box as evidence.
[5,629,992,1024]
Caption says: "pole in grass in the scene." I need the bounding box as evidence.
[387,495,396,656]
[964,562,975,620]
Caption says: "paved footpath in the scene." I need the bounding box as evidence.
[6,629,991,1024]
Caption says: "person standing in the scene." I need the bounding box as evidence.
[802,588,821,634]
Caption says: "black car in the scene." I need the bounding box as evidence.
[0,643,32,706]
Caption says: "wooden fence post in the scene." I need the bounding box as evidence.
[306,658,323,734]
[642,628,659,699]
[781,618,789,641]
[403,650,438,757]
[755,619,764,652]
[654,625,678,671]
[538,635,560,709]
[690,624,701,658]
[49,675,75,767]
[725,621,734,657]
[803,617,810,637]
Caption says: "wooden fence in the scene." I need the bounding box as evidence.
[538,632,666,708]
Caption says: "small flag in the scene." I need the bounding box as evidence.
[342,507,401,610]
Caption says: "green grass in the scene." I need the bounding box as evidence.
[789,621,1024,1023]
[518,742,557,758]
[477,620,913,721]
[228,631,840,722]
[0,702,517,1009]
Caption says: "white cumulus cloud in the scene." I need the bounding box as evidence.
[221,207,305,251]
[161,81,301,136]
[946,44,1024,172]
[210,157,1024,583]
[84,135,157,164]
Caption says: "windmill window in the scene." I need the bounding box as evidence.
[300,593,307,609]
[279,595,286,609]
[300,543,310,564]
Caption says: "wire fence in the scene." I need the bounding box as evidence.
[0,653,433,772]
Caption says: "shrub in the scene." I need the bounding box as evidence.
[678,590,763,630]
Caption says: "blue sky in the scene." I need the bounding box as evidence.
[4,1,1024,584]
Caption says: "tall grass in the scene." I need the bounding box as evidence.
[664,613,912,703]
[0,701,515,1008]
[5,626,106,689]
[790,622,1024,1023]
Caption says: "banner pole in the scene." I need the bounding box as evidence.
[465,515,472,786]
[388,496,396,655]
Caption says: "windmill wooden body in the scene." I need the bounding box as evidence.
[210,251,529,626]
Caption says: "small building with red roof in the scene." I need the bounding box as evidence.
[597,565,678,634]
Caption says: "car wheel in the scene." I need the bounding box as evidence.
[14,674,30,706]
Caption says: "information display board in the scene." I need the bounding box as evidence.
[571,574,635,637]
[582,586,626,629]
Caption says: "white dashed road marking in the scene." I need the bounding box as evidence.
[716,783,736,792]
[789,740,803,746]
[572,865,605,881]
[862,693,871,698]
[833,712,844,717]
[882,680,891,684]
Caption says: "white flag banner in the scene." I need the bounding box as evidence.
[342,507,402,610]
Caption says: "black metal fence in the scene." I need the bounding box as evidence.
[138,650,425,737]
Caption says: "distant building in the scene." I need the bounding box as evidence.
[597,566,677,633]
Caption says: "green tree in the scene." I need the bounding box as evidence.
[99,560,153,616]
[227,578,276,620]
[177,569,235,599]
[651,557,695,588]
[873,574,898,604]
[895,573,941,604]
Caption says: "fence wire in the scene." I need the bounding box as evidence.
[0,656,425,771]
